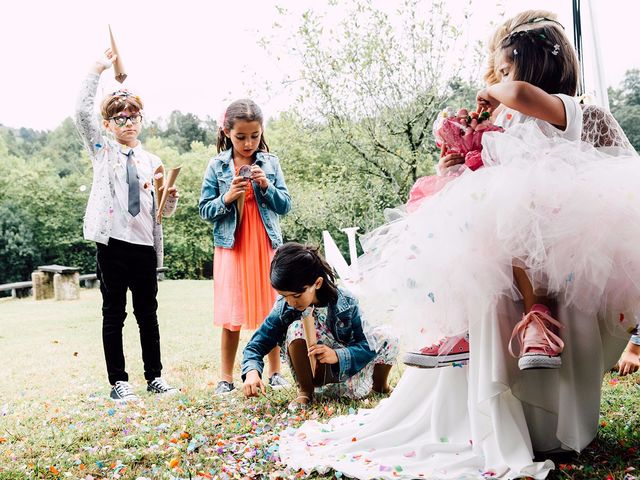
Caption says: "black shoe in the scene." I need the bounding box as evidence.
[214,380,235,395]
[110,381,139,402]
[147,377,178,395]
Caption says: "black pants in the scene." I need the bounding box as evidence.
[97,238,162,385]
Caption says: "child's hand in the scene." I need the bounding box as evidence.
[250,165,269,190]
[243,370,266,397]
[438,152,465,171]
[91,48,116,75]
[308,344,338,364]
[618,349,640,376]
[167,186,179,198]
[476,87,500,114]
[223,176,249,205]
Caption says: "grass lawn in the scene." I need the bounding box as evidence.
[0,280,638,479]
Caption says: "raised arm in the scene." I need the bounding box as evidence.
[477,81,567,129]
[75,51,114,159]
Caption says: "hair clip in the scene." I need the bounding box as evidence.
[552,44,560,55]
[513,48,518,56]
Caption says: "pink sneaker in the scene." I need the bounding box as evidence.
[509,304,564,370]
[403,335,469,368]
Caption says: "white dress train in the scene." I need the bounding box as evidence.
[280,298,627,479]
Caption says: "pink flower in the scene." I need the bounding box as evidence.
[435,110,503,172]
[464,150,484,171]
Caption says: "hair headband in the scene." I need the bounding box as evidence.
[512,17,565,32]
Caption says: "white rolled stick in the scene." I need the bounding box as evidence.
[302,307,317,375]
[156,165,181,223]
[108,25,127,83]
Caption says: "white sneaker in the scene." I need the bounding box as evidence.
[110,381,138,402]
[147,377,179,395]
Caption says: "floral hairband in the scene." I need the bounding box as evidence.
[510,31,562,57]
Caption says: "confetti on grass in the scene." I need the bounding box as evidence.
[0,375,637,479]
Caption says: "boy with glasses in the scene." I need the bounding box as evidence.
[75,48,179,401]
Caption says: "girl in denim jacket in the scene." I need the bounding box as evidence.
[242,243,398,408]
[199,100,292,395]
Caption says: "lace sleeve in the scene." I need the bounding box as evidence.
[75,73,104,159]
[581,104,636,153]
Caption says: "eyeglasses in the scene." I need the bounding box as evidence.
[109,114,143,127]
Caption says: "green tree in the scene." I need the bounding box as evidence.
[144,111,217,154]
[40,117,88,177]
[270,0,480,202]
[610,69,640,151]
[144,137,215,278]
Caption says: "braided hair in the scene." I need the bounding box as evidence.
[270,242,339,306]
[500,26,578,95]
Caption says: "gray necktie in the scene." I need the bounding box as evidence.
[125,150,140,217]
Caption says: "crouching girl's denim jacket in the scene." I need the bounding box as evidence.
[199,149,291,249]
[242,288,376,382]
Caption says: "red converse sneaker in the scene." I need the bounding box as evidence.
[509,304,564,370]
[403,334,469,368]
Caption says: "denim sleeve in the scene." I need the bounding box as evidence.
[333,303,376,382]
[241,302,287,380]
[259,155,291,215]
[199,161,231,222]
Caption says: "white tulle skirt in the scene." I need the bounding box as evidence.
[355,123,640,349]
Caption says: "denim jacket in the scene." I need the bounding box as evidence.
[241,288,376,382]
[199,149,291,249]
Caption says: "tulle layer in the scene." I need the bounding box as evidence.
[355,123,640,349]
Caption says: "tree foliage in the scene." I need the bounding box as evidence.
[609,69,640,151]
[272,0,480,201]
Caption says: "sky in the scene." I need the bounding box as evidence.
[0,0,637,131]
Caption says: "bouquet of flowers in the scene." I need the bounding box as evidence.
[406,108,502,212]
[434,107,503,171]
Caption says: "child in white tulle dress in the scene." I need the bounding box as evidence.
[357,24,640,370]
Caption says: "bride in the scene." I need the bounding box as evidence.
[279,10,636,479]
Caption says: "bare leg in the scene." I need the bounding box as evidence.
[287,339,314,404]
[220,328,241,383]
[372,363,393,393]
[513,266,549,312]
[266,346,282,378]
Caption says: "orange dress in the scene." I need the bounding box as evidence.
[213,173,277,331]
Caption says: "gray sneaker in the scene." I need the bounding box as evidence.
[269,373,291,389]
[110,381,139,402]
[214,380,235,395]
[147,377,178,395]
